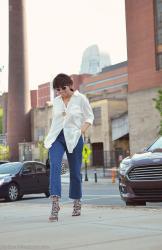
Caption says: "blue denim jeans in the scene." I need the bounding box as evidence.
[49,130,83,199]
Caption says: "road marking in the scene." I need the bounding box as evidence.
[62,195,120,204]
[83,194,120,197]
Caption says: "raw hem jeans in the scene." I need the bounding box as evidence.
[49,130,83,199]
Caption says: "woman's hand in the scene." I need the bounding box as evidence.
[81,127,86,135]
[81,122,91,135]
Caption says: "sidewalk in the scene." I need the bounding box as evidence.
[0,201,162,250]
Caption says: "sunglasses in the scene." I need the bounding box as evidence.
[55,86,68,91]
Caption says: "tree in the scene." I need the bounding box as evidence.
[0,108,3,134]
[38,141,48,162]
[153,89,162,135]
[0,145,10,160]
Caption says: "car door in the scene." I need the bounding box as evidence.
[20,163,38,194]
[34,162,49,192]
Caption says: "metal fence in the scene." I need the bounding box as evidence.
[91,149,129,177]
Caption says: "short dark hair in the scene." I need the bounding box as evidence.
[53,73,73,89]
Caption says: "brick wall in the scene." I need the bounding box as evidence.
[38,82,51,107]
[70,74,91,90]
[81,63,128,95]
[30,90,38,108]
[126,0,162,92]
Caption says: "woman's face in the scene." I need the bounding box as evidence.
[55,85,74,98]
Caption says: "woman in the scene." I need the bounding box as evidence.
[44,73,94,222]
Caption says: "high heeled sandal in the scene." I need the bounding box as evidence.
[49,196,60,222]
[72,200,81,216]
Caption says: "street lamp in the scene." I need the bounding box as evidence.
[86,136,97,183]
[83,135,90,181]
[22,144,25,161]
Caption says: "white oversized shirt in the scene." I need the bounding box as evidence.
[44,90,94,153]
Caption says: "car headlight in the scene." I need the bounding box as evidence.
[119,162,131,175]
[0,176,12,186]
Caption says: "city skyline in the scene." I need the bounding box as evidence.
[0,0,127,93]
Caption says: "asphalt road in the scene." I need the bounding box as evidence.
[1,179,162,209]
[0,178,122,205]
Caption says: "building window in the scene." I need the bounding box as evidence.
[157,52,162,67]
[93,107,101,125]
[36,127,45,141]
[155,0,162,69]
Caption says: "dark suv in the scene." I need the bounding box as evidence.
[119,137,162,205]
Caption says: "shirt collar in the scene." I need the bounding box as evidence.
[73,90,79,96]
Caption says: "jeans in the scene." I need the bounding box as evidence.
[49,130,83,199]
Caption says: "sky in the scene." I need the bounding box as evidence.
[0,0,127,93]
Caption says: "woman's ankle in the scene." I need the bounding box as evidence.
[50,195,60,201]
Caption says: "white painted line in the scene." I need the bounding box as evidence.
[62,195,120,204]
[83,194,120,197]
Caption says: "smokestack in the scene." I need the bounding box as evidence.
[7,0,31,161]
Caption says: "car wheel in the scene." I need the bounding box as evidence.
[6,183,20,202]
[45,191,50,198]
[126,201,146,206]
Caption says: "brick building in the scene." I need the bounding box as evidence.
[30,82,52,108]
[30,75,90,108]
[30,90,38,108]
[88,95,128,167]
[80,61,128,96]
[30,62,129,166]
[38,82,52,107]
[125,0,162,153]
[31,90,128,167]
[71,74,91,90]
[4,65,128,162]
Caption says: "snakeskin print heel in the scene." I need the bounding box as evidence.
[72,199,81,216]
[49,196,60,222]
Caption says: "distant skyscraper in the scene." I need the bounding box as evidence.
[100,52,111,70]
[80,45,111,74]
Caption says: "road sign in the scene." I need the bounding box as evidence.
[82,144,92,163]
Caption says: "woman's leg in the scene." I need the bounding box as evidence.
[49,139,65,197]
[66,136,84,200]
[48,137,65,221]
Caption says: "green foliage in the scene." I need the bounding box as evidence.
[38,141,48,162]
[0,108,3,134]
[153,89,162,135]
[0,145,10,160]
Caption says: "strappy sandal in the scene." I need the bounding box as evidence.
[72,199,81,216]
[49,196,60,222]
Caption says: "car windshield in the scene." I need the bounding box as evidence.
[147,137,162,153]
[0,162,22,175]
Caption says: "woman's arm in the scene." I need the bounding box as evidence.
[81,95,94,135]
[81,122,91,135]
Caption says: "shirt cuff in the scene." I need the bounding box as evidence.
[85,118,93,125]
